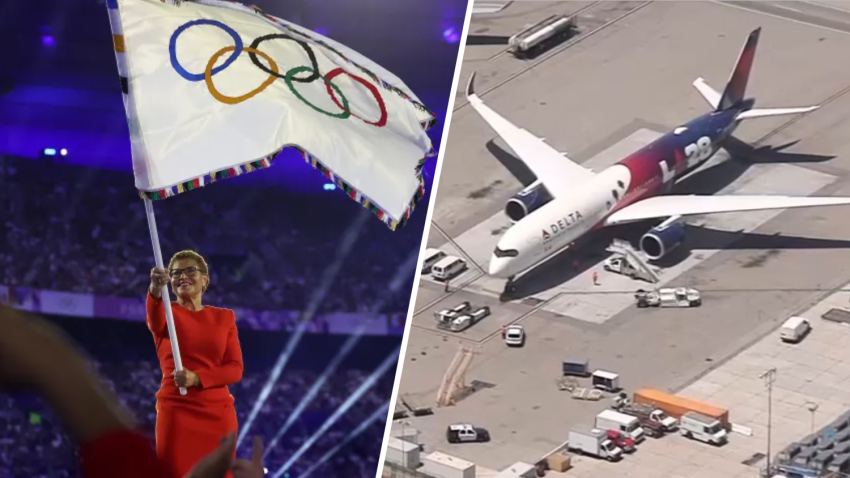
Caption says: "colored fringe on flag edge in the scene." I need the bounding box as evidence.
[138,146,428,231]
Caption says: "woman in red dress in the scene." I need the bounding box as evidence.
[147,250,244,478]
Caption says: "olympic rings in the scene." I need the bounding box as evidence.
[205,47,279,105]
[170,20,243,82]
[169,19,391,127]
[285,67,351,119]
[248,34,319,83]
[325,68,388,127]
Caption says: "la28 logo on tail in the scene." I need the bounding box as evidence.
[659,136,713,183]
[684,136,713,166]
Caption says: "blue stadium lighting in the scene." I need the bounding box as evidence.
[237,214,370,451]
[323,183,335,191]
[60,148,68,156]
[442,27,460,43]
[43,148,56,156]
[271,347,401,478]
[41,35,56,47]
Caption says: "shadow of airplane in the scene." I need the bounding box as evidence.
[723,136,836,164]
[486,140,536,186]
[502,224,850,301]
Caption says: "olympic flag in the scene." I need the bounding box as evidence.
[105,0,437,229]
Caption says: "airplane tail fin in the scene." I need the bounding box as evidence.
[691,28,820,119]
[717,27,760,111]
[691,29,760,111]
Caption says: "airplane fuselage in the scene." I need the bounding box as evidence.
[489,106,744,278]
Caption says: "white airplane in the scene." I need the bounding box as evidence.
[467,28,850,292]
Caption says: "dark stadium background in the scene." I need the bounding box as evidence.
[0,0,467,476]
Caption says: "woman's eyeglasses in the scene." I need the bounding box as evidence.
[169,267,199,278]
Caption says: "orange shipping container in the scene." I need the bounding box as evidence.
[633,388,729,429]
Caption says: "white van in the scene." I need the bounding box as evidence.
[432,256,467,281]
[780,316,811,343]
[679,412,727,445]
[421,248,446,274]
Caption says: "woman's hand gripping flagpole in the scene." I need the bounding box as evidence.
[144,198,188,396]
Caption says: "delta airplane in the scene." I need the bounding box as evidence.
[467,28,850,292]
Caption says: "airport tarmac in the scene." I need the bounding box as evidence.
[559,284,850,478]
[394,0,850,473]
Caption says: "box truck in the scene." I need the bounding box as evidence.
[595,410,645,443]
[567,428,623,461]
[633,388,729,428]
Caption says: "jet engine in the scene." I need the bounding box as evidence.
[505,182,554,222]
[639,221,686,260]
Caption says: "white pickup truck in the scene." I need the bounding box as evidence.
[447,306,491,332]
[434,302,471,327]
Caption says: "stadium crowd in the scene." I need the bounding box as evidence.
[0,316,394,478]
[0,155,419,314]
[0,153,413,477]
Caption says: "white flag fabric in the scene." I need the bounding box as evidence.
[105,0,436,229]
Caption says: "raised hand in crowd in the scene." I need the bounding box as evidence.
[187,435,265,478]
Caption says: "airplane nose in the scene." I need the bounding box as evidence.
[488,257,507,277]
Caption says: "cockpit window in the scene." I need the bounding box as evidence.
[494,247,519,258]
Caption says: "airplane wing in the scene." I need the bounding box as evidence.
[604,194,850,226]
[692,77,721,110]
[466,72,596,196]
[736,106,819,120]
[473,2,511,14]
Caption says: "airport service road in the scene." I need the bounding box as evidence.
[433,0,850,240]
[561,286,850,478]
[461,1,597,64]
[454,1,652,110]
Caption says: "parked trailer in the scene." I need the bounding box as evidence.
[633,388,729,428]
[421,451,476,478]
[508,14,576,57]
[384,437,421,469]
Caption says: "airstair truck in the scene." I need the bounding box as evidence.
[604,239,660,283]
[633,389,729,429]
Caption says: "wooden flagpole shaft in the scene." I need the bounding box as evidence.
[144,198,188,396]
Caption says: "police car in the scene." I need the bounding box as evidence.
[446,423,490,444]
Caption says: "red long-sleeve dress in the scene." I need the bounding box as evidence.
[80,428,175,478]
[146,291,243,478]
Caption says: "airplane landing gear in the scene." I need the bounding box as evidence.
[504,276,517,294]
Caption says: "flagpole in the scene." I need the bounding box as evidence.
[144,198,188,396]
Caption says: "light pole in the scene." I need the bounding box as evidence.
[760,367,777,477]
[400,420,411,470]
[805,401,819,434]
[400,421,406,470]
